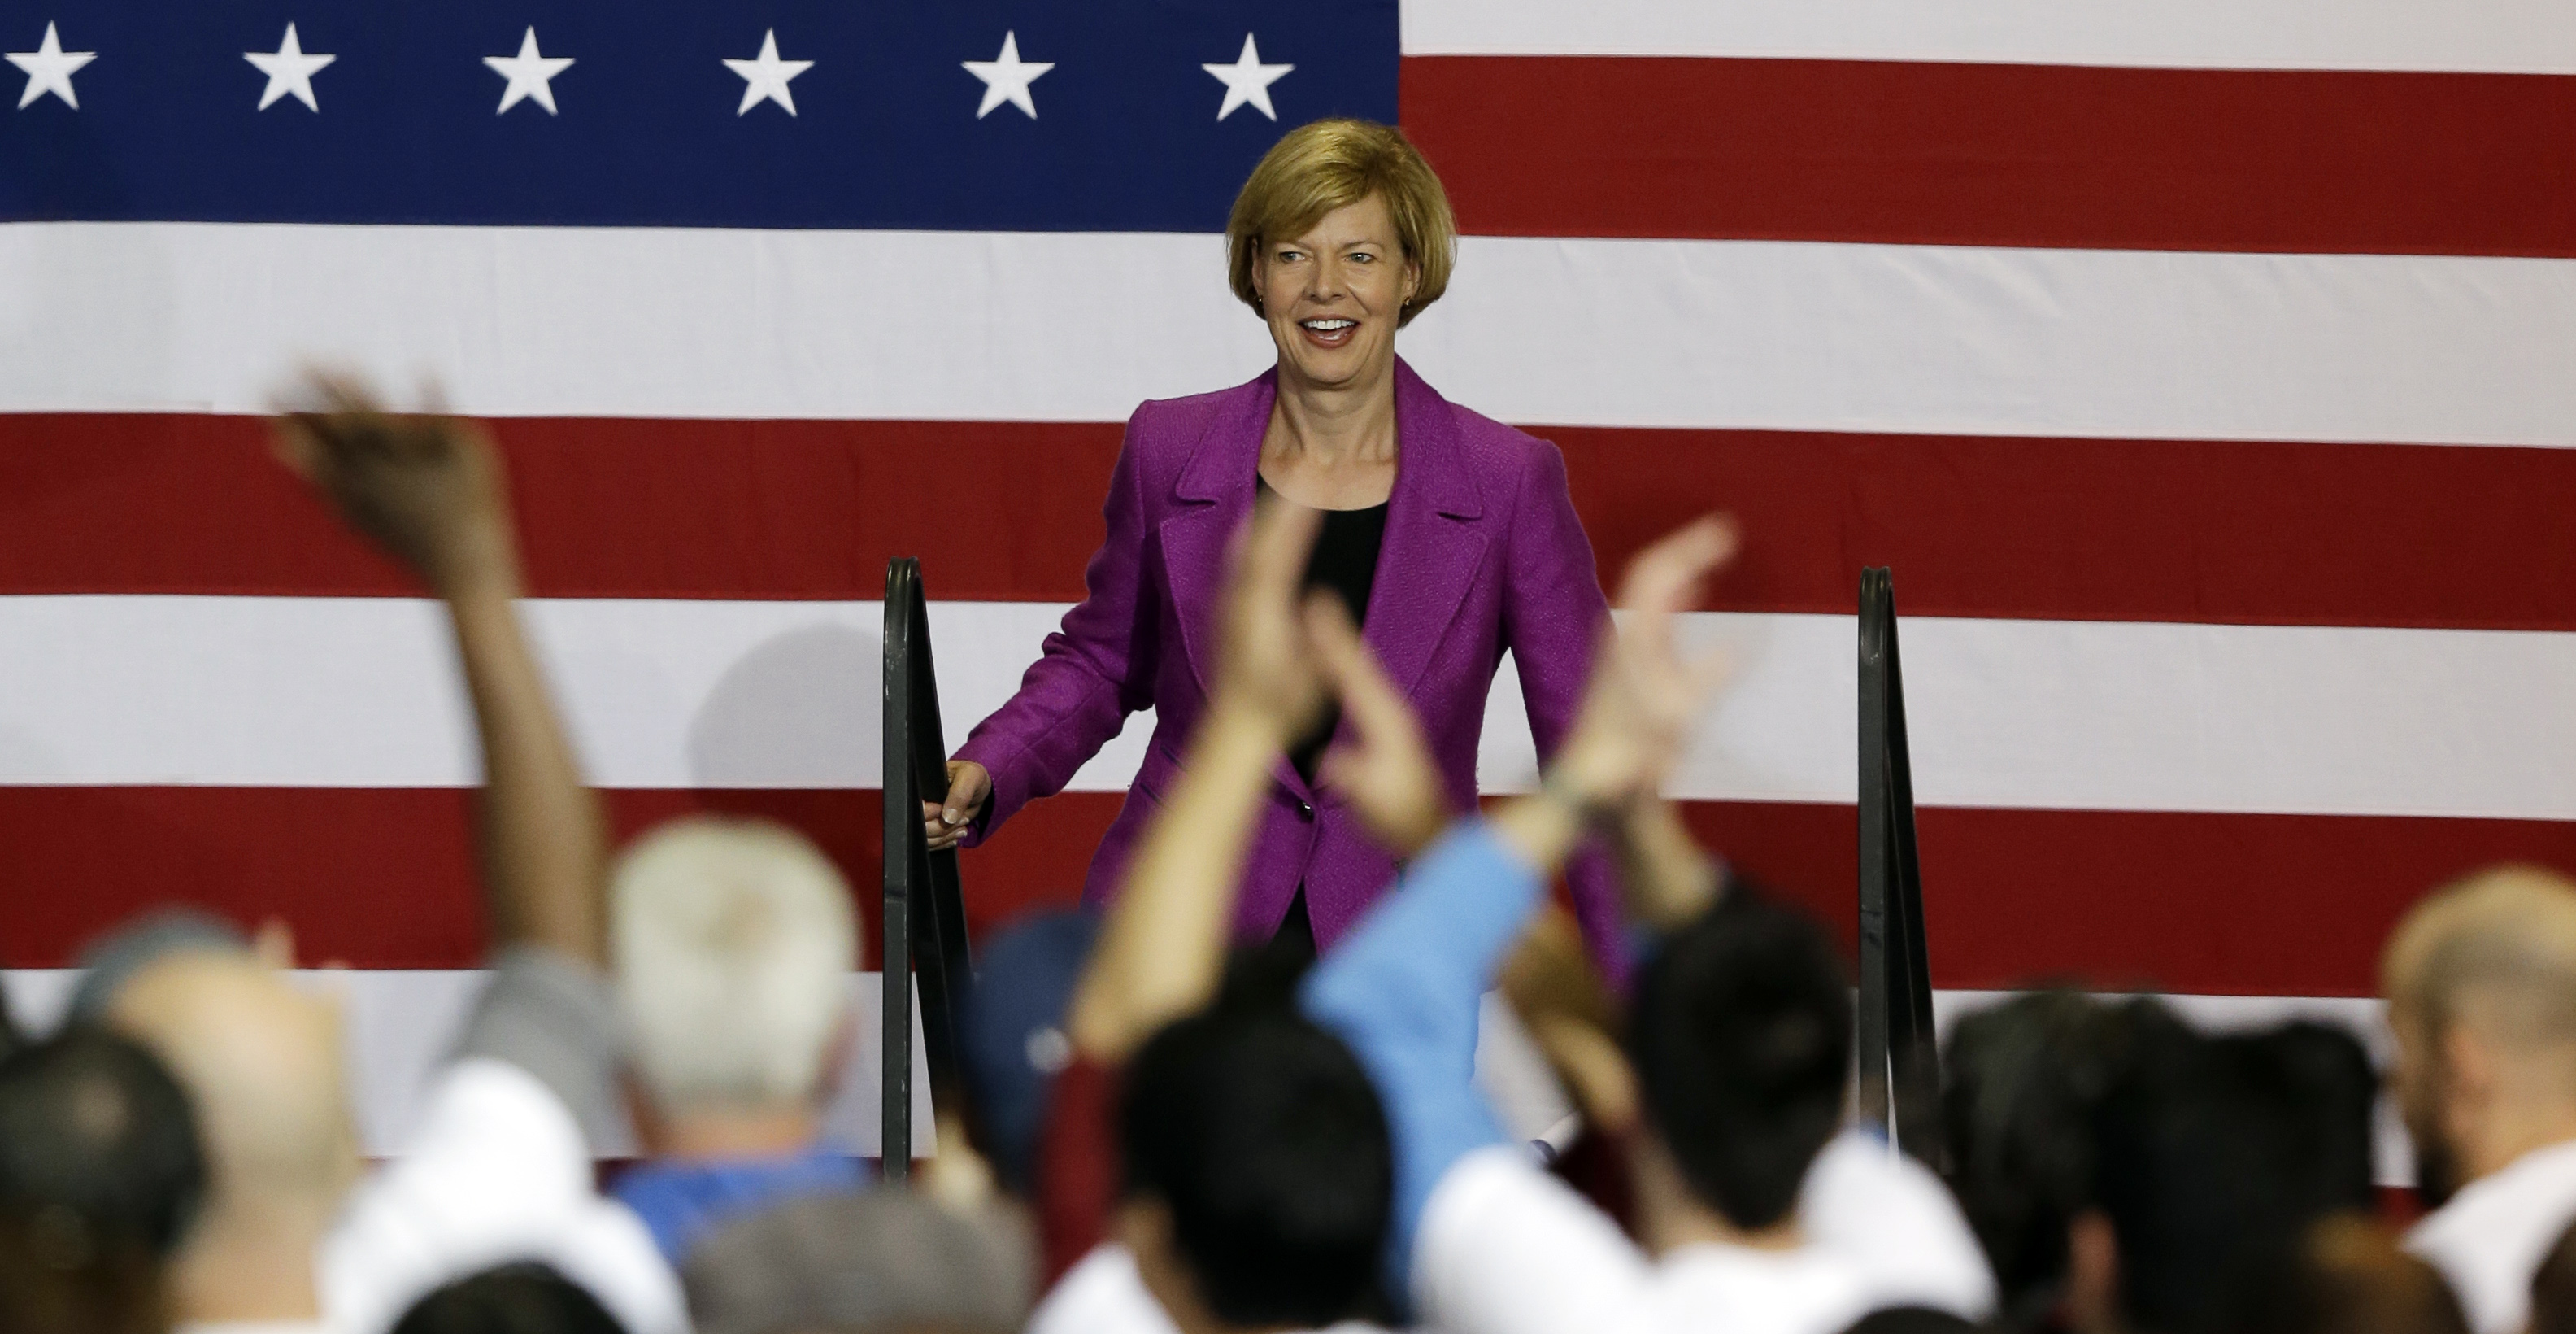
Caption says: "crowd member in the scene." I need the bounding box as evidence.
[2065,1020,2382,1334]
[2532,1214,2576,1334]
[606,817,866,1263]
[1025,501,1407,1334]
[2275,1214,2468,1334]
[681,1190,1032,1334]
[1299,514,1997,1333]
[957,909,1099,1201]
[1939,991,2187,1329]
[2384,867,2576,1334]
[389,1266,624,1334]
[0,1026,206,1334]
[84,373,685,1334]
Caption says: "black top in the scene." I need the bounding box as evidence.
[1259,479,1390,781]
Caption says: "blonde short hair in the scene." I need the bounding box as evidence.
[2383,865,2576,1052]
[1227,118,1456,328]
[612,817,857,1111]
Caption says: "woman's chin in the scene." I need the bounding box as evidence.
[1276,340,1392,393]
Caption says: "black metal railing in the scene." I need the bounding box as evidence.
[881,558,974,1178]
[1856,567,1942,1164]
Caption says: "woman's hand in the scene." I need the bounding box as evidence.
[1307,595,1448,858]
[922,760,991,852]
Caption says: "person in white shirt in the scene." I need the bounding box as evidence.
[1299,515,1998,1334]
[89,372,686,1334]
[2386,867,2576,1334]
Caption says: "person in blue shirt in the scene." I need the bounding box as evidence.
[1029,498,1739,1333]
[1299,519,1999,1333]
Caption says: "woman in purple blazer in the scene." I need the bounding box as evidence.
[925,118,1618,966]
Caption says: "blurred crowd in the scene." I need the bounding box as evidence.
[3,379,2574,1334]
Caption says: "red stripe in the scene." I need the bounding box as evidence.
[1402,56,2576,256]
[9,414,2576,630]
[0,786,1097,974]
[5,786,2569,996]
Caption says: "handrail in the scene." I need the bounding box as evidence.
[1856,567,1943,1164]
[881,558,974,1178]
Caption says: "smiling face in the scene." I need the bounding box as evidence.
[1253,193,1420,395]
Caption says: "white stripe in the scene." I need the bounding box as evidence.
[0,969,933,1160]
[1401,0,2576,75]
[0,596,2569,822]
[6,223,2573,447]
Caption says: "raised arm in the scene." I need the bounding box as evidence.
[1063,500,1325,1063]
[272,374,604,967]
[1303,516,1738,1268]
[1608,796,1725,933]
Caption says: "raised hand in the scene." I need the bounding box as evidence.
[271,370,516,598]
[1212,496,1329,741]
[271,369,605,965]
[1307,595,1447,858]
[1547,516,1739,817]
[1067,499,1328,1060]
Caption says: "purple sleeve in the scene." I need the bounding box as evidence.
[1497,439,1627,985]
[952,416,1160,841]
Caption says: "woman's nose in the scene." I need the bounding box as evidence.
[1304,258,1347,301]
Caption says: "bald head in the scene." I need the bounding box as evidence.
[106,953,359,1206]
[2385,867,2576,1058]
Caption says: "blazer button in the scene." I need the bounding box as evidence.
[1294,798,1314,819]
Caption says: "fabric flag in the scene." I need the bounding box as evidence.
[2,0,2572,1172]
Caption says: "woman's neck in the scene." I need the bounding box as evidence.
[1270,355,1398,469]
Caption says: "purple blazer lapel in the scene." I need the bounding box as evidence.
[1159,369,1277,702]
[1364,358,1487,700]
[1158,360,1488,755]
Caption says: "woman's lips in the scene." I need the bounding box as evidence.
[1299,317,1356,349]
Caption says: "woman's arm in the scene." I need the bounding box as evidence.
[930,416,1163,850]
[1492,439,1631,978]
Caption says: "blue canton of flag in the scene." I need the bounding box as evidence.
[1,1,1399,229]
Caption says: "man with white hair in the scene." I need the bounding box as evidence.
[608,815,868,1262]
[2389,865,2576,1334]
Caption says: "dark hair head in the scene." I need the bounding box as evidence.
[1940,991,2191,1329]
[2091,1018,2382,1334]
[393,1263,626,1334]
[1118,989,1391,1328]
[0,1023,206,1256]
[2204,1022,2378,1216]
[1838,1308,1982,1334]
[1629,892,1852,1230]
[0,1025,207,1334]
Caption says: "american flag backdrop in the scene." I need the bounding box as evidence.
[2,0,2573,1170]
